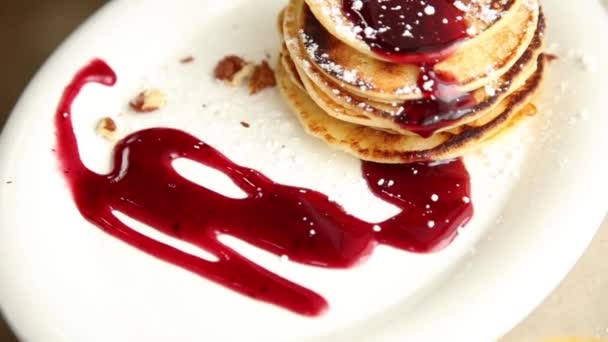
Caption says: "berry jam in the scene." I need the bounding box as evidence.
[306,3,477,137]
[55,59,473,316]
[396,67,478,137]
[342,0,470,63]
[341,0,476,135]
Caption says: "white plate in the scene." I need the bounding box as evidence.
[1,1,607,341]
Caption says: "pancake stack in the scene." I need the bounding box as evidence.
[277,0,547,163]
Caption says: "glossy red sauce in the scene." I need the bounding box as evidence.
[396,67,478,137]
[55,59,473,316]
[306,3,477,137]
[342,0,469,63]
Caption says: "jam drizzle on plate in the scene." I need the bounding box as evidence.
[55,59,473,316]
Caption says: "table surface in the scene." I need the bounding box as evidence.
[0,1,606,341]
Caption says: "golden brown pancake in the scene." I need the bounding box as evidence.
[304,0,520,61]
[284,0,540,103]
[276,55,547,163]
[282,14,545,136]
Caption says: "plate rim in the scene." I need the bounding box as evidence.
[1,1,608,341]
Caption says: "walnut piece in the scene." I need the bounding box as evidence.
[214,55,276,94]
[545,53,558,62]
[231,63,256,86]
[130,89,167,113]
[96,117,118,141]
[214,55,248,82]
[249,61,276,95]
[180,56,195,64]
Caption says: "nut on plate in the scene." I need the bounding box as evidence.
[214,55,276,94]
[130,89,167,113]
[96,117,118,141]
[249,61,276,95]
[214,55,249,83]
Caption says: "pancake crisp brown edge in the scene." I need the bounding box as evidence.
[294,12,545,136]
[291,0,539,103]
[416,55,547,162]
[286,47,398,129]
[281,11,545,137]
[276,54,547,163]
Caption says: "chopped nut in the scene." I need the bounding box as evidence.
[96,117,118,141]
[180,56,195,64]
[130,89,167,113]
[231,63,256,86]
[240,121,251,128]
[525,104,538,117]
[545,53,558,62]
[249,61,276,95]
[214,55,248,82]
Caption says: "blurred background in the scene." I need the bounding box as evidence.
[0,1,606,342]
[0,0,105,127]
[0,1,104,341]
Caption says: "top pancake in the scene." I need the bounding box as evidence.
[305,0,517,60]
[285,0,540,102]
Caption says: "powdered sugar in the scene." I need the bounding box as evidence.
[299,29,376,91]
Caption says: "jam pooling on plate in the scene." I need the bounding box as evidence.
[55,59,473,316]
[307,3,477,137]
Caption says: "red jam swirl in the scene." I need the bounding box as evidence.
[55,59,473,316]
